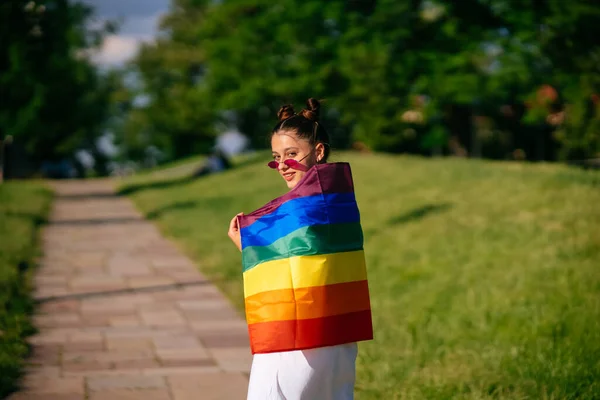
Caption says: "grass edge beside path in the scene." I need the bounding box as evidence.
[0,181,53,398]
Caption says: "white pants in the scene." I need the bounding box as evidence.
[246,343,358,400]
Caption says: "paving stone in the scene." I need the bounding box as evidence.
[70,276,126,287]
[107,338,154,351]
[68,331,103,342]
[142,366,221,376]
[176,300,230,311]
[88,294,155,306]
[113,359,161,370]
[34,276,68,285]
[179,286,217,296]
[181,308,241,321]
[110,316,143,327]
[71,284,129,294]
[89,389,172,400]
[34,314,84,329]
[189,320,248,333]
[128,276,175,289]
[141,311,186,327]
[63,369,144,378]
[107,255,151,269]
[198,332,250,348]
[87,376,166,391]
[138,303,178,312]
[156,348,210,362]
[80,301,137,314]
[29,331,69,345]
[164,273,205,283]
[208,348,252,373]
[109,265,155,277]
[8,393,84,400]
[102,327,178,339]
[25,365,60,379]
[33,288,71,300]
[63,350,155,364]
[70,251,107,267]
[151,292,194,302]
[81,315,111,327]
[62,360,112,372]
[63,341,104,351]
[151,267,195,275]
[151,257,196,269]
[73,266,107,275]
[153,336,201,350]
[160,358,216,368]
[20,377,84,394]
[83,311,139,322]
[168,373,248,400]
[27,344,62,365]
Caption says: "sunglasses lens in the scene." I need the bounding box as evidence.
[268,159,303,169]
[284,159,299,168]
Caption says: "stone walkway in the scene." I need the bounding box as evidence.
[11,180,251,400]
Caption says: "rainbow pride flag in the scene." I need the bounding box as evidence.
[239,162,373,354]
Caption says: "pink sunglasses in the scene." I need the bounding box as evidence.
[267,152,311,169]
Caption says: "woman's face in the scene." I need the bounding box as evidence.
[271,131,319,189]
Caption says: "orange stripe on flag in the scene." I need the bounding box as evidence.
[245,280,371,324]
[247,309,373,354]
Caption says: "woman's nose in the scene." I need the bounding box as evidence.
[278,161,288,171]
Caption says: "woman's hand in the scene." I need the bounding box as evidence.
[228,212,244,252]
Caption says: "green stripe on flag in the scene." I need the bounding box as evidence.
[242,222,364,272]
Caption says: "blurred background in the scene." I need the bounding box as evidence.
[2,2,600,399]
[1,0,599,179]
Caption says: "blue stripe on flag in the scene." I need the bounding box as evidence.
[240,193,360,249]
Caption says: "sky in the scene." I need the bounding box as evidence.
[82,0,169,66]
[79,0,250,159]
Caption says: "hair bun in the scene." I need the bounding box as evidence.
[277,104,295,121]
[300,98,320,121]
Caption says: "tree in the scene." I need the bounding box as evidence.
[0,0,114,175]
[118,0,600,164]
[114,0,217,161]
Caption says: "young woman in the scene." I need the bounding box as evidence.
[228,98,364,400]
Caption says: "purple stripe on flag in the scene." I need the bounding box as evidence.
[239,162,355,229]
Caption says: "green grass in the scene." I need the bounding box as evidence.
[0,181,53,397]
[132,154,206,176]
[121,152,600,399]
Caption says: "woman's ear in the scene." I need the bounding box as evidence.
[315,142,325,163]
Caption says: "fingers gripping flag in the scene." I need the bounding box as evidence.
[239,163,373,354]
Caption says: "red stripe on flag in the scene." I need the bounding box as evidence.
[247,309,373,354]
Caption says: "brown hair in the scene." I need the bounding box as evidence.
[272,98,330,163]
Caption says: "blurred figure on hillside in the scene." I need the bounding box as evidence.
[194,148,231,177]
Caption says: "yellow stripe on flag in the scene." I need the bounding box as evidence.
[243,250,367,298]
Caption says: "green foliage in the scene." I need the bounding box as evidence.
[554,75,600,161]
[118,0,600,162]
[121,152,600,399]
[0,182,53,397]
[0,0,115,172]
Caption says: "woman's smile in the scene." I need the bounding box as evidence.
[282,171,296,181]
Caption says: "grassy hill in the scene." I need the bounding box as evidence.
[120,152,600,400]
